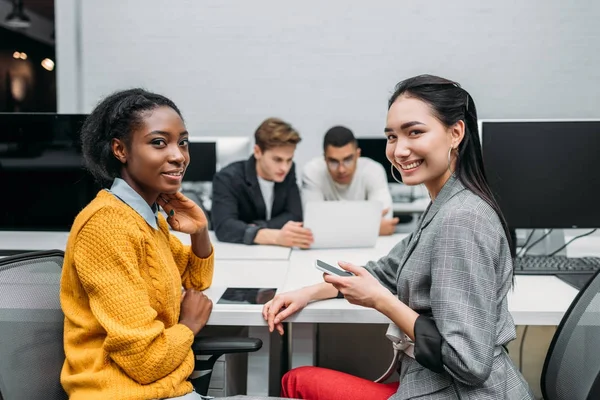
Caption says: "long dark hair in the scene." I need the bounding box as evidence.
[388,74,515,258]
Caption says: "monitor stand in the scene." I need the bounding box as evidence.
[516,229,567,257]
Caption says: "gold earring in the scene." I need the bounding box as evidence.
[447,146,454,171]
[390,164,402,184]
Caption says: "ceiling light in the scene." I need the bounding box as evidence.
[12,51,20,59]
[41,58,54,71]
[4,0,31,29]
[19,52,27,60]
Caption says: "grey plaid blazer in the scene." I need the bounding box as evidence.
[365,175,534,400]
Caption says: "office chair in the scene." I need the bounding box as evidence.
[0,250,262,400]
[541,268,600,400]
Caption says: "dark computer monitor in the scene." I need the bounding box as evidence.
[356,137,398,183]
[481,120,600,229]
[0,113,99,231]
[183,141,217,182]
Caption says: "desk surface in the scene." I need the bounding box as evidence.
[282,233,582,326]
[204,260,289,326]
[0,230,291,261]
[173,232,291,261]
[1,231,592,327]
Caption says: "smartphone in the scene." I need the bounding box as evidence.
[314,259,354,277]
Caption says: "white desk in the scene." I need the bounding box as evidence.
[0,230,291,261]
[205,259,289,326]
[173,231,291,261]
[204,259,289,396]
[281,234,410,367]
[281,234,583,368]
[0,231,70,253]
[2,230,593,395]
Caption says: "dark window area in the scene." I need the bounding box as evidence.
[0,26,56,112]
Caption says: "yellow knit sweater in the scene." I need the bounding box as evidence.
[60,190,214,400]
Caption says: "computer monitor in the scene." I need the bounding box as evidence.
[0,113,99,232]
[184,140,217,182]
[200,136,253,170]
[184,136,252,183]
[481,120,600,229]
[355,137,396,183]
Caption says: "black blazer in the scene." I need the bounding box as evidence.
[211,156,303,244]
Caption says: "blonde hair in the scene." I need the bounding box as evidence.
[254,117,301,151]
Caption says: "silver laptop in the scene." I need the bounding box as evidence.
[303,201,382,249]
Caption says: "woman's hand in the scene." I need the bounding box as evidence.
[262,289,311,335]
[179,289,213,336]
[323,261,391,310]
[157,192,208,234]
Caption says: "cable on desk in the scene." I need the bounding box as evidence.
[517,230,537,257]
[518,325,529,373]
[521,229,554,256]
[548,229,598,256]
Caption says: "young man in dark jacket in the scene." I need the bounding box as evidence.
[211,117,313,247]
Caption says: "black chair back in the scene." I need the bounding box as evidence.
[542,269,600,400]
[0,250,67,400]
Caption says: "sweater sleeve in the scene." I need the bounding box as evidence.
[162,217,214,290]
[73,207,195,385]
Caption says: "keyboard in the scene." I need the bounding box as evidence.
[515,255,600,275]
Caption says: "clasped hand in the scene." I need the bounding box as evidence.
[278,221,313,248]
[179,288,213,336]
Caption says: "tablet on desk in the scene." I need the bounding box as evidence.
[217,287,277,305]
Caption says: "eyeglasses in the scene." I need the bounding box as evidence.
[326,155,355,170]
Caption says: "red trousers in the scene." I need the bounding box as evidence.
[281,366,399,400]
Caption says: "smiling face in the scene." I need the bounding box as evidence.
[385,95,464,198]
[111,106,189,205]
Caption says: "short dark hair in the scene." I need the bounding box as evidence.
[323,126,356,152]
[80,88,183,188]
[254,117,301,152]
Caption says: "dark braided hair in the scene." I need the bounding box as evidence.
[81,88,183,188]
[388,74,515,258]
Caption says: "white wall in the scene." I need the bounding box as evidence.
[54,0,80,113]
[56,0,600,170]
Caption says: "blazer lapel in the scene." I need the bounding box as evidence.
[397,174,466,269]
[244,156,267,219]
[419,174,466,229]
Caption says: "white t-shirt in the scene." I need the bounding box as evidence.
[257,175,275,220]
[301,156,393,218]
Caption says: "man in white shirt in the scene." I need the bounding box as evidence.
[302,126,399,235]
